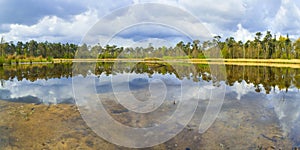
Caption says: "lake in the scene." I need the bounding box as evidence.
[0,62,299,149]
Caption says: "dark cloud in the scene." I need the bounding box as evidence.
[117,24,187,41]
[0,0,87,25]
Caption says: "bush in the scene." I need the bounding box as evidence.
[37,55,43,62]
[7,55,15,60]
[0,56,4,66]
[47,56,53,62]
[17,55,26,59]
[6,58,12,65]
[198,54,206,59]
[15,58,19,65]
[281,54,288,59]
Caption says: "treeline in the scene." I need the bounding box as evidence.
[0,31,300,64]
[0,37,78,59]
[219,31,300,59]
[73,31,300,59]
[0,37,78,66]
[61,31,300,59]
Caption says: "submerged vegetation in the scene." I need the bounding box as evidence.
[0,31,300,66]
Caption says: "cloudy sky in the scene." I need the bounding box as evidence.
[0,0,300,46]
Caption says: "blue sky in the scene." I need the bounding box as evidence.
[0,0,300,46]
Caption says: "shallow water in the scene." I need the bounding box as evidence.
[0,62,299,149]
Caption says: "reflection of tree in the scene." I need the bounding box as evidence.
[225,65,299,93]
[292,68,300,89]
[0,63,299,94]
[0,63,73,82]
[0,80,3,87]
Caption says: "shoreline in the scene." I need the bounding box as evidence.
[56,58,300,68]
[0,58,300,68]
[55,58,300,63]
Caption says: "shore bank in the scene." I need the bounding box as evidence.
[53,58,300,68]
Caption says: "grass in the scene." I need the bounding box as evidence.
[163,56,190,59]
[192,58,300,63]
[0,56,51,66]
[56,58,300,63]
[1,56,299,68]
[189,59,300,68]
[143,57,162,61]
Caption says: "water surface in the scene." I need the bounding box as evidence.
[0,62,299,149]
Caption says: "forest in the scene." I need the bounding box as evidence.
[1,31,300,66]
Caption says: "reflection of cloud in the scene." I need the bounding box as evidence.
[228,80,254,100]
[96,72,220,101]
[225,81,300,143]
[268,89,300,141]
[1,77,74,104]
[0,89,11,99]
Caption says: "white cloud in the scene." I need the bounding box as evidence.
[233,24,254,42]
[177,0,299,41]
[270,0,300,35]
[1,9,99,43]
[1,0,300,44]
[178,0,246,29]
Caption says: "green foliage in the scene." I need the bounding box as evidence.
[47,56,53,62]
[162,56,190,59]
[144,57,162,61]
[0,32,300,60]
[293,38,300,59]
[215,31,299,59]
[6,58,12,65]
[198,53,206,59]
[0,56,4,66]
[221,44,229,58]
[15,58,19,65]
